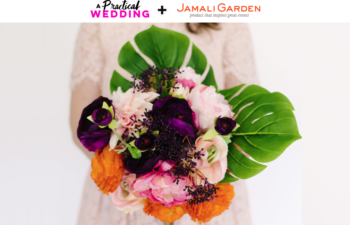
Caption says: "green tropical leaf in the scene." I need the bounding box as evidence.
[118,42,150,78]
[186,44,207,75]
[220,85,301,182]
[219,171,239,183]
[218,84,245,100]
[227,143,267,179]
[229,85,270,113]
[111,25,218,94]
[134,25,190,69]
[110,70,132,93]
[202,66,218,90]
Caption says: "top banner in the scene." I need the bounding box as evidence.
[0,0,349,22]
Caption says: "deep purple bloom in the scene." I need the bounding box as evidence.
[77,97,113,152]
[92,108,112,126]
[124,152,167,177]
[135,132,156,150]
[215,116,236,135]
[153,96,197,137]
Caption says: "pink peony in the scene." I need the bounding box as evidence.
[188,84,233,132]
[191,136,228,184]
[176,67,202,89]
[111,173,146,214]
[109,87,159,148]
[130,160,190,207]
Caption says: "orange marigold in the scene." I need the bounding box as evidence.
[187,183,235,224]
[143,199,188,223]
[91,145,125,195]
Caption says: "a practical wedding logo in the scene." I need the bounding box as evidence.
[177,3,261,18]
[91,0,149,18]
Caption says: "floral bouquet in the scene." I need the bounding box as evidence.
[77,26,301,224]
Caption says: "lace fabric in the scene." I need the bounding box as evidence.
[72,23,258,225]
[70,23,105,90]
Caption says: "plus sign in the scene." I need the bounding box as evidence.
[158,5,167,15]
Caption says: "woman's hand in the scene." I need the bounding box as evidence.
[70,79,101,160]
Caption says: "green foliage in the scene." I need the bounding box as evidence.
[202,66,218,90]
[218,84,245,100]
[118,42,149,78]
[219,171,239,183]
[111,25,219,94]
[219,85,301,182]
[186,44,207,75]
[134,25,190,69]
[110,70,132,93]
[128,146,142,159]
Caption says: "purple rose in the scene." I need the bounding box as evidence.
[135,132,156,150]
[77,97,113,152]
[124,151,167,177]
[215,116,236,135]
[153,96,197,137]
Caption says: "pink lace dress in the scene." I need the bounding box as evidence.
[71,23,258,225]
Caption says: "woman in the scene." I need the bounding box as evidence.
[70,23,258,225]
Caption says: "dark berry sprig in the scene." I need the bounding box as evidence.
[185,178,220,205]
[131,66,180,94]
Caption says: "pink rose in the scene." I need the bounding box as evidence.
[130,160,190,207]
[191,136,228,184]
[188,85,233,132]
[176,67,202,89]
[111,173,146,214]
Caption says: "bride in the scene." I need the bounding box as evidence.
[70,23,257,225]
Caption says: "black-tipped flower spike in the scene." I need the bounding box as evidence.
[215,116,237,135]
[135,132,156,151]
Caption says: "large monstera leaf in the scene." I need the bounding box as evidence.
[110,25,217,93]
[219,85,301,183]
[111,25,301,183]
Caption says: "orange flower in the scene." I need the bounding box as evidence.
[187,183,235,224]
[91,145,125,195]
[143,199,188,223]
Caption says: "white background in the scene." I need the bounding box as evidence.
[0,23,347,225]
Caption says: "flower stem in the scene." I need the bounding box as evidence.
[164,223,173,225]
[112,129,129,147]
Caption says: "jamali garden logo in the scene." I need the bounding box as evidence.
[91,0,149,18]
[177,3,261,13]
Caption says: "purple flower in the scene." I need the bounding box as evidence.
[135,132,156,150]
[215,116,236,135]
[124,152,167,177]
[77,97,113,152]
[92,108,112,126]
[153,96,197,137]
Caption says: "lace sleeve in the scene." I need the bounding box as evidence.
[70,23,105,90]
[222,23,259,89]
